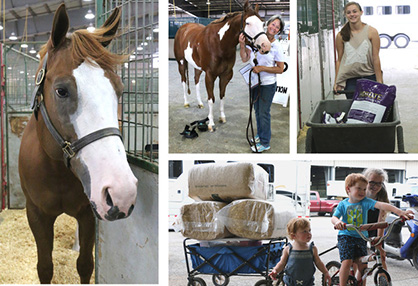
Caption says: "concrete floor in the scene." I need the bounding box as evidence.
[298,42,418,153]
[169,52,289,153]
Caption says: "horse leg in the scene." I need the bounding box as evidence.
[194,69,204,108]
[204,73,216,132]
[75,205,95,284]
[26,202,57,284]
[218,70,234,124]
[177,60,190,108]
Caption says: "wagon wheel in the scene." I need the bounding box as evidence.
[396,125,405,153]
[187,277,207,286]
[212,274,229,286]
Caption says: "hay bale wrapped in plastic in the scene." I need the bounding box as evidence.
[180,201,233,240]
[188,162,268,202]
[218,199,296,240]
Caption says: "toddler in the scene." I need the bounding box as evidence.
[269,217,331,286]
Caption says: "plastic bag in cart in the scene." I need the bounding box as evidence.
[347,79,396,124]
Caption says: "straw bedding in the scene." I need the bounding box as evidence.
[180,201,232,240]
[0,209,94,284]
[188,162,268,202]
[219,199,296,240]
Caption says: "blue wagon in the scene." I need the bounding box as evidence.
[183,238,287,286]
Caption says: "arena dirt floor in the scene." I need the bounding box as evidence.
[169,51,290,153]
[0,209,94,284]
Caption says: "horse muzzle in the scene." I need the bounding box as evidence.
[89,176,138,221]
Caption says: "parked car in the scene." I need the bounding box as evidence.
[310,191,341,216]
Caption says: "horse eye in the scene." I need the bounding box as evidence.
[55,88,69,98]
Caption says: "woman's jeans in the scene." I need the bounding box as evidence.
[251,83,276,147]
[345,74,377,99]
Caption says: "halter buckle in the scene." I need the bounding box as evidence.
[35,68,45,86]
[62,141,76,159]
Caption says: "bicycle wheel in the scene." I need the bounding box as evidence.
[347,275,357,286]
[374,268,392,286]
[324,261,358,286]
[324,261,341,286]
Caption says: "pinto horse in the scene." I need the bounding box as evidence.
[174,0,271,131]
[18,4,137,283]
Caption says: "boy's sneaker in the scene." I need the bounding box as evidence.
[251,143,270,153]
[250,135,260,145]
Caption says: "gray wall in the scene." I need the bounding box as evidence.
[96,163,159,284]
[298,30,337,128]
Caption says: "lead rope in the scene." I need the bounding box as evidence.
[246,54,261,152]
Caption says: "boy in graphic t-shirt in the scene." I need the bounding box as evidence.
[331,173,414,286]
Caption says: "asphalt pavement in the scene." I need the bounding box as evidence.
[169,215,418,286]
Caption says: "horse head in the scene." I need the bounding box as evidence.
[33,4,137,221]
[242,1,271,54]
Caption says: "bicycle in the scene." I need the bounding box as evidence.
[322,217,409,286]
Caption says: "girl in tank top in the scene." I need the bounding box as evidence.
[269,218,331,286]
[334,1,383,99]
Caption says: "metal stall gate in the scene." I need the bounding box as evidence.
[2,45,40,209]
[94,1,159,284]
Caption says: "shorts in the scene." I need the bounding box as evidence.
[337,235,367,262]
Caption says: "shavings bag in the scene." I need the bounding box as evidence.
[188,162,268,202]
[218,199,296,240]
[347,79,396,124]
[179,201,232,240]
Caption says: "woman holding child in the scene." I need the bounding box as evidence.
[332,173,413,286]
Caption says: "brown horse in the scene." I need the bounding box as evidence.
[174,0,271,131]
[18,4,137,283]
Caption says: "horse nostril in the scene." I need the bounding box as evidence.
[128,204,135,216]
[105,188,114,207]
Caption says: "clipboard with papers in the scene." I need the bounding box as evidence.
[239,63,259,88]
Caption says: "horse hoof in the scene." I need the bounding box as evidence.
[219,117,226,123]
[197,104,204,109]
[208,125,215,132]
[184,103,190,108]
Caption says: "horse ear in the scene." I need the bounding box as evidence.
[254,4,259,13]
[244,0,251,12]
[100,7,121,47]
[51,3,69,48]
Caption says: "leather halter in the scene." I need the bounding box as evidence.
[240,12,267,53]
[31,52,123,168]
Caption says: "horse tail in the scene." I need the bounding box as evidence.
[185,61,191,94]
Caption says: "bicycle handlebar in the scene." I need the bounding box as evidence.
[334,217,409,246]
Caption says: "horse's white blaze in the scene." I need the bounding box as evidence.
[245,15,271,53]
[218,22,230,41]
[184,42,202,70]
[71,61,137,219]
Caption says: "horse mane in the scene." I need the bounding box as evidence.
[211,11,241,24]
[39,18,128,72]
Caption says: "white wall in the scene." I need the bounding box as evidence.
[96,163,158,284]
